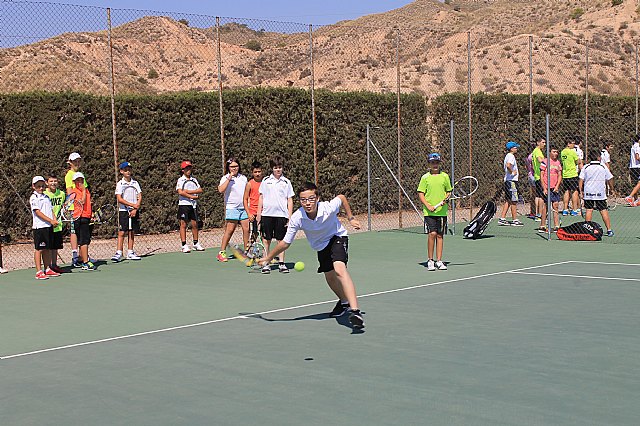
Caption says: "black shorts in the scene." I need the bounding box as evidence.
[33,227,53,250]
[51,230,64,250]
[118,210,140,233]
[583,199,608,211]
[317,236,349,273]
[563,177,579,192]
[261,216,288,241]
[177,205,197,222]
[630,168,640,181]
[424,216,447,236]
[74,217,93,246]
[534,179,545,198]
[504,181,519,202]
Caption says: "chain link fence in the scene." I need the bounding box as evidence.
[1,0,640,271]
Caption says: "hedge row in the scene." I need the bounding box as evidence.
[1,89,636,240]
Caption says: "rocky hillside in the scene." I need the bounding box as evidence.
[0,0,638,96]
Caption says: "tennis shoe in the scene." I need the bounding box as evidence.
[498,218,510,226]
[633,199,640,207]
[35,270,48,280]
[435,260,447,270]
[50,265,65,274]
[510,219,524,227]
[526,213,536,220]
[427,259,436,271]
[45,268,61,277]
[216,250,228,262]
[348,309,365,329]
[111,251,122,262]
[570,210,579,216]
[261,264,271,274]
[278,263,289,273]
[81,262,96,271]
[182,244,191,253]
[552,227,559,232]
[126,251,141,260]
[0,267,8,274]
[625,196,634,205]
[88,256,97,263]
[537,226,548,233]
[606,229,614,237]
[72,258,82,268]
[534,216,541,222]
[329,301,350,317]
[561,210,569,216]
[193,242,205,251]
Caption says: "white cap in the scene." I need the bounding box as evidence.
[32,176,45,184]
[68,152,81,162]
[72,172,85,181]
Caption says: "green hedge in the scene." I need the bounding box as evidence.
[1,89,636,240]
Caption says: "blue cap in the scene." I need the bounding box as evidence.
[119,161,131,169]
[505,141,520,150]
[428,153,442,162]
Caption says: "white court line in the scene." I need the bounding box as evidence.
[508,271,640,282]
[0,260,572,361]
[567,261,640,267]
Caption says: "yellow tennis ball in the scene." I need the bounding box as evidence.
[294,261,305,272]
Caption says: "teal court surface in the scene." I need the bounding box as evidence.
[1,231,639,425]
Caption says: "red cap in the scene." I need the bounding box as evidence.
[180,160,192,169]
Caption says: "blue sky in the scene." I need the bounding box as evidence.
[55,0,414,25]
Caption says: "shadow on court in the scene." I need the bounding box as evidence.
[240,311,366,334]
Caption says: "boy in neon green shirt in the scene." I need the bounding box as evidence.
[561,140,582,216]
[417,153,452,271]
[44,174,66,273]
[531,138,546,220]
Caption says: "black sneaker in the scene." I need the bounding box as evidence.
[348,309,365,329]
[329,301,350,317]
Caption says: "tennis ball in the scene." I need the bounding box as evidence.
[294,261,305,272]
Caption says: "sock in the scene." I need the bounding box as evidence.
[340,300,349,305]
[116,250,122,255]
[181,241,187,246]
[193,240,198,245]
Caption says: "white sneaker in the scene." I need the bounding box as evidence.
[435,260,448,270]
[88,256,97,263]
[427,259,436,271]
[111,251,122,262]
[182,244,191,253]
[193,242,205,251]
[0,267,8,274]
[127,251,141,260]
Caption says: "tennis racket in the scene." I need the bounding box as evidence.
[607,192,620,211]
[434,175,478,209]
[91,204,117,225]
[182,179,200,201]
[227,243,262,272]
[246,233,265,260]
[60,193,83,222]
[122,185,140,230]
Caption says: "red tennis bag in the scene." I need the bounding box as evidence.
[556,221,603,241]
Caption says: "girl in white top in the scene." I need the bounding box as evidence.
[217,157,249,262]
[600,141,613,170]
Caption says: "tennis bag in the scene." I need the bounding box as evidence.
[556,221,603,241]
[463,201,496,239]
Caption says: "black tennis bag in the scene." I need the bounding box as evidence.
[463,201,496,239]
[556,221,603,241]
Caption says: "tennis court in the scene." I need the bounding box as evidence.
[2,231,639,425]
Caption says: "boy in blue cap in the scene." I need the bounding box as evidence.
[417,153,452,271]
[498,141,524,226]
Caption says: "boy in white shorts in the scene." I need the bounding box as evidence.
[259,182,365,329]
[30,176,60,280]
[579,151,614,237]
[176,161,204,253]
[112,161,142,262]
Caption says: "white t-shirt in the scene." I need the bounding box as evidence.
[219,173,247,209]
[115,178,142,211]
[30,192,53,229]
[574,146,584,173]
[630,143,640,169]
[600,149,611,168]
[283,197,348,251]
[579,161,613,201]
[503,152,519,182]
[259,174,295,217]
[176,175,200,207]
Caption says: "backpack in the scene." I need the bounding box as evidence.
[463,201,497,239]
[556,221,603,241]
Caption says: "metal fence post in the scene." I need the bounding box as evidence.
[366,125,372,231]
[529,35,533,143]
[546,114,551,240]
[216,17,226,172]
[106,8,119,189]
[309,24,318,185]
[450,120,456,235]
[585,40,589,160]
[467,31,473,218]
[636,42,639,135]
[396,28,402,229]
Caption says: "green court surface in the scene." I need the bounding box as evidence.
[1,232,639,425]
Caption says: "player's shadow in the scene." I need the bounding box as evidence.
[240,312,365,333]
[419,261,477,268]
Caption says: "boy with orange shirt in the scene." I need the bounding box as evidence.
[71,172,96,270]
